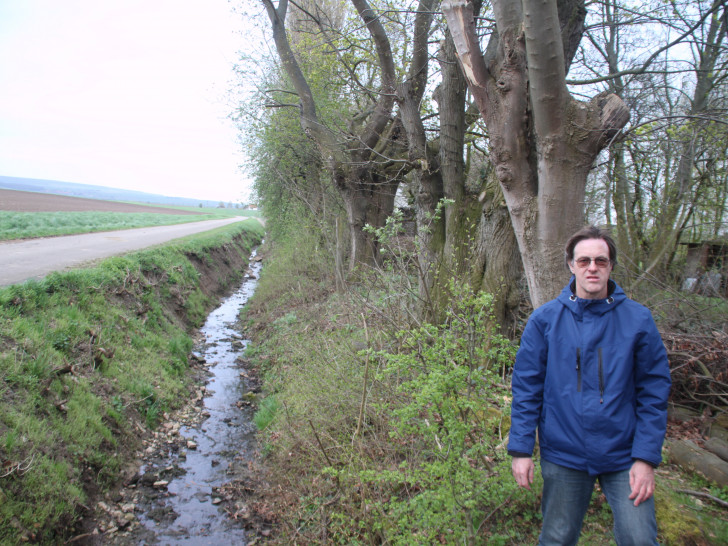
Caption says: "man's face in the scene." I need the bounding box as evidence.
[568,238,613,299]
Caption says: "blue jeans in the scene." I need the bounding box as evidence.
[539,459,658,546]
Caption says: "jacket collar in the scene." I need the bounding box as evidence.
[558,277,625,315]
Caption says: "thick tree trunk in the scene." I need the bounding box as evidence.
[474,174,523,331]
[342,173,399,271]
[443,0,630,307]
[437,30,522,326]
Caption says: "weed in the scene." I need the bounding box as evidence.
[253,395,279,431]
[167,334,193,375]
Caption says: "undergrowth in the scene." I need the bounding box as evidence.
[0,219,263,543]
[245,218,728,544]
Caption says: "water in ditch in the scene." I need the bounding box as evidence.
[97,250,266,545]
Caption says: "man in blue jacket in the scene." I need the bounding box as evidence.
[508,226,671,546]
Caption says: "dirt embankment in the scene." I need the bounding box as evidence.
[0,189,202,215]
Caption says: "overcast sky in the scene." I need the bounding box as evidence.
[0,0,253,202]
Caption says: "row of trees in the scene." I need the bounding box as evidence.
[235,0,727,319]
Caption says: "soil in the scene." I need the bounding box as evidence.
[0,189,202,215]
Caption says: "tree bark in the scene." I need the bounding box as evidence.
[394,1,521,326]
[396,0,443,304]
[443,0,630,307]
[668,438,728,487]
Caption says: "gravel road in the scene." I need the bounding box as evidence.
[0,217,247,287]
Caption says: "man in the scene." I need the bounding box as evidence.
[507,225,671,545]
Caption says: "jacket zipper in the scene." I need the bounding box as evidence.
[576,348,582,392]
[598,347,604,404]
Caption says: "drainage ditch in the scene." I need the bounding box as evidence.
[86,250,268,545]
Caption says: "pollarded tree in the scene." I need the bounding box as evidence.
[443,0,631,306]
[349,0,519,325]
[260,0,405,272]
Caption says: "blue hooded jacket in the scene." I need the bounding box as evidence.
[507,278,671,475]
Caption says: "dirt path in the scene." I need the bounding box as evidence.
[0,217,247,286]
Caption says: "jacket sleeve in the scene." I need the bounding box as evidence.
[630,310,672,466]
[508,312,548,457]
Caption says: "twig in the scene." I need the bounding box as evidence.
[476,490,519,535]
[353,313,370,441]
[675,488,728,509]
[65,532,97,544]
[308,419,334,469]
[0,453,36,478]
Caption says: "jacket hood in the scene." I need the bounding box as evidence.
[557,276,627,316]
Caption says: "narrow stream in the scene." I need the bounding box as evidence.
[129,250,263,545]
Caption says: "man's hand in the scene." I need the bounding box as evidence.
[628,460,655,506]
[512,457,535,490]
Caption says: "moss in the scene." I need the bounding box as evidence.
[656,492,705,545]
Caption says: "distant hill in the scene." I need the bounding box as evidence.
[0,176,238,209]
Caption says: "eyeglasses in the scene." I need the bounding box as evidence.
[573,257,611,268]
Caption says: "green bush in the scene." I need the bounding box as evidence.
[338,283,516,544]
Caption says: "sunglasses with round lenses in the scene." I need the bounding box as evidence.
[574,257,611,268]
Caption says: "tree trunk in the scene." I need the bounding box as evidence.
[443,0,630,307]
[342,171,399,271]
[395,0,443,307]
[436,29,522,327]
[668,439,728,487]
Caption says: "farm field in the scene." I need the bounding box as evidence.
[0,189,255,240]
[0,189,202,214]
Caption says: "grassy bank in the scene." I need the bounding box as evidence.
[242,227,727,545]
[0,219,264,543]
[0,208,261,241]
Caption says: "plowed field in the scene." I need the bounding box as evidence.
[0,189,201,215]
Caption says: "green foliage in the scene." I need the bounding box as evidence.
[251,223,336,312]
[342,284,516,544]
[246,244,527,543]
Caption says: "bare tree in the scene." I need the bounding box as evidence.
[577,0,728,285]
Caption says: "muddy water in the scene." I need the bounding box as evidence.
[127,251,263,544]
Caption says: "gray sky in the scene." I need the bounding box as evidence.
[0,0,252,202]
